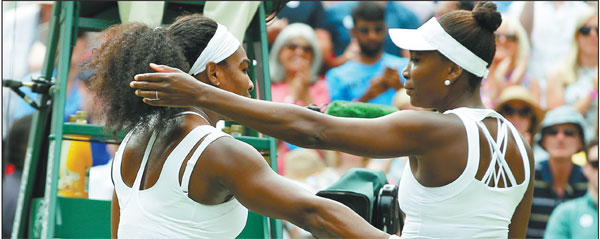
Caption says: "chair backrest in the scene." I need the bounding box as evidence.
[316,168,388,222]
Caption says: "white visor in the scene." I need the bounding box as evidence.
[188,23,240,76]
[389,17,489,78]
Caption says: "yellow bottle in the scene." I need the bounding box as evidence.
[58,111,92,198]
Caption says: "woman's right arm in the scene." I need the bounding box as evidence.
[131,64,457,159]
[202,136,390,238]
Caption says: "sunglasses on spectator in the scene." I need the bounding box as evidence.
[590,160,599,169]
[501,105,531,117]
[357,26,385,35]
[579,25,599,36]
[495,33,517,41]
[285,43,313,53]
[542,127,578,137]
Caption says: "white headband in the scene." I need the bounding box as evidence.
[389,17,489,78]
[188,23,240,76]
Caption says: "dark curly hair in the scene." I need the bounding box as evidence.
[85,14,219,136]
[437,1,502,90]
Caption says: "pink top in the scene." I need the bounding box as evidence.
[270,77,330,175]
[270,78,331,107]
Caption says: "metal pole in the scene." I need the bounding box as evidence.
[41,1,77,238]
[11,1,62,238]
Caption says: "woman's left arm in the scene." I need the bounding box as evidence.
[508,139,535,238]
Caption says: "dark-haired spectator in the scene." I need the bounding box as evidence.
[544,139,598,239]
[324,1,419,66]
[325,2,408,106]
[545,7,598,144]
[527,106,589,238]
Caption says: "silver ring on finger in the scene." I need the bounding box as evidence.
[155,90,160,100]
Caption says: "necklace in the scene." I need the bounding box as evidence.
[174,109,213,126]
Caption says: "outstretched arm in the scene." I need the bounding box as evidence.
[202,137,390,238]
[131,64,456,158]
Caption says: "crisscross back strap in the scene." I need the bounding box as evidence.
[181,130,231,194]
[476,118,518,188]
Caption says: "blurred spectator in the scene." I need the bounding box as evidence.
[396,1,436,25]
[527,106,588,238]
[496,85,545,146]
[507,1,591,108]
[325,2,408,106]
[482,15,540,108]
[545,7,598,144]
[267,1,333,73]
[325,1,419,66]
[269,23,329,107]
[434,1,475,17]
[282,149,336,239]
[269,23,330,175]
[493,1,514,14]
[544,139,598,239]
[3,2,42,138]
[2,114,33,238]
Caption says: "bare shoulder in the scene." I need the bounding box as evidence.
[199,135,270,176]
[387,110,466,138]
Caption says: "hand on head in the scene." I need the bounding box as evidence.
[131,63,208,107]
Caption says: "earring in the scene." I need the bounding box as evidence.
[216,81,221,87]
[444,80,451,86]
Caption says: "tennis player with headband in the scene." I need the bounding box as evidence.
[87,14,393,238]
[131,2,534,238]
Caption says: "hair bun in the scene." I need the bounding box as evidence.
[472,1,502,32]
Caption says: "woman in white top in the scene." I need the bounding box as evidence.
[131,2,534,238]
[546,6,598,143]
[86,14,389,238]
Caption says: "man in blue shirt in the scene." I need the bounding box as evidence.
[325,1,419,60]
[325,2,408,106]
[544,140,598,239]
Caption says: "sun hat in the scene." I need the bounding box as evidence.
[536,105,587,147]
[495,85,545,132]
[388,17,489,78]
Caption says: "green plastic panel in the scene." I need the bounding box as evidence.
[29,197,111,239]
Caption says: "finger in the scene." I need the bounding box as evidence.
[130,81,163,90]
[134,89,160,99]
[133,72,175,82]
[142,97,163,106]
[149,63,185,73]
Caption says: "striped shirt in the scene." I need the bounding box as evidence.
[526,160,588,238]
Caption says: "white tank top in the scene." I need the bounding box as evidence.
[398,107,530,239]
[112,119,248,238]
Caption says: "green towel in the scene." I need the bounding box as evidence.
[325,100,398,118]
